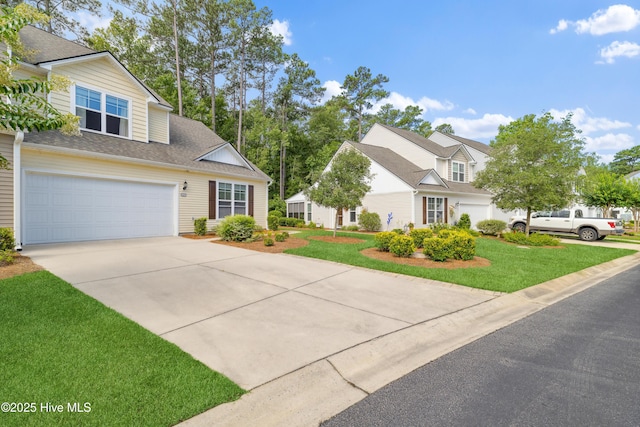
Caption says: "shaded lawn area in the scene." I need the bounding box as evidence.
[0,271,244,427]
[285,230,636,293]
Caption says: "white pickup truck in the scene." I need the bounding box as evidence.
[508,208,624,241]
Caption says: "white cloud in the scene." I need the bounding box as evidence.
[76,11,111,32]
[598,153,616,164]
[576,4,640,35]
[584,133,635,152]
[371,92,454,114]
[270,19,292,46]
[599,40,640,64]
[550,19,569,34]
[432,113,513,139]
[320,80,342,103]
[463,108,477,115]
[550,4,640,35]
[548,108,631,135]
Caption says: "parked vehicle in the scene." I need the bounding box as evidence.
[508,209,624,241]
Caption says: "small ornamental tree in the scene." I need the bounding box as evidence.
[623,178,640,232]
[579,170,630,217]
[305,148,372,237]
[474,112,585,236]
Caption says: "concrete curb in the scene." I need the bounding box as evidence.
[179,250,640,427]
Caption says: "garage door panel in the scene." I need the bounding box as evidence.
[24,174,175,244]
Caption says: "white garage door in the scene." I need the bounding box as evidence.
[24,173,175,244]
[456,204,489,229]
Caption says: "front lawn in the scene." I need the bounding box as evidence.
[0,271,244,427]
[284,230,636,293]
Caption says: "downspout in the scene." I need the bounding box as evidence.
[412,190,418,226]
[13,131,24,251]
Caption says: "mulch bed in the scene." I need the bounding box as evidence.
[360,247,491,269]
[211,236,310,253]
[0,254,44,280]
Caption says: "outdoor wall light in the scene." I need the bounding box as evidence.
[183,180,188,190]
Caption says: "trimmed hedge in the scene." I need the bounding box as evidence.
[457,213,471,230]
[389,235,415,258]
[422,230,476,262]
[194,217,208,236]
[278,217,305,227]
[267,215,279,231]
[374,231,397,252]
[409,228,433,248]
[0,228,15,251]
[476,219,506,236]
[503,232,560,246]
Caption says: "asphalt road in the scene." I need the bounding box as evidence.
[322,265,640,427]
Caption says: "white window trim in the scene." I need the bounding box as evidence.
[72,84,133,140]
[427,196,446,224]
[218,181,248,219]
[452,161,465,183]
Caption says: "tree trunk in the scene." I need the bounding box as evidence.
[525,207,532,236]
[236,39,245,153]
[210,51,216,132]
[172,0,183,117]
[333,209,339,237]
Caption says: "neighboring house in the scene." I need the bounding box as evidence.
[287,123,513,230]
[0,26,271,247]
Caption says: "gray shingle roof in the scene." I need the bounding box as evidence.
[22,114,271,182]
[438,132,492,155]
[347,141,490,195]
[8,25,172,109]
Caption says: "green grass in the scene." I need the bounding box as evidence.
[0,271,244,427]
[286,230,636,293]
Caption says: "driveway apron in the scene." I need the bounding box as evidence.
[24,237,496,390]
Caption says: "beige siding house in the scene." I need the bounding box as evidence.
[2,26,271,247]
[287,124,512,230]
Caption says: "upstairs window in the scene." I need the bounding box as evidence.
[452,161,465,182]
[76,86,130,138]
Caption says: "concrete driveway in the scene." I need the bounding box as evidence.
[23,236,496,390]
[22,236,639,426]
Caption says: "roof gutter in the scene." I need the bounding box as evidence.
[21,143,271,183]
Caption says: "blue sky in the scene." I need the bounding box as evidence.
[84,1,640,163]
[256,1,640,163]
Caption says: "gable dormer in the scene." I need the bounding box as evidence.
[197,144,254,169]
[40,52,172,144]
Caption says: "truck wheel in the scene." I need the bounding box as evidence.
[579,227,598,241]
[512,222,526,233]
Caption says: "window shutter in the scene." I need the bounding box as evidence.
[444,198,448,223]
[248,185,254,217]
[209,181,216,219]
[422,197,427,225]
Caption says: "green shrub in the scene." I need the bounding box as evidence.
[0,228,15,251]
[343,225,359,231]
[194,217,208,236]
[391,228,404,235]
[268,210,283,218]
[476,219,506,236]
[429,222,451,234]
[503,232,559,246]
[437,229,455,239]
[263,237,274,246]
[275,233,286,242]
[358,210,382,232]
[374,231,397,252]
[389,235,415,258]
[280,231,290,238]
[0,249,15,265]
[267,215,279,231]
[423,237,452,262]
[447,230,476,260]
[457,213,471,230]
[278,217,305,227]
[308,221,316,229]
[409,228,433,248]
[218,215,256,242]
